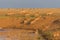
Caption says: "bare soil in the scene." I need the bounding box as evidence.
[0,8,60,40]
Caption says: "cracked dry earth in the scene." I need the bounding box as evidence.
[0,8,60,40]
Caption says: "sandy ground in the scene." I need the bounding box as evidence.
[0,29,37,40]
[0,8,60,40]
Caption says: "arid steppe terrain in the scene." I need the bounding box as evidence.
[0,8,60,40]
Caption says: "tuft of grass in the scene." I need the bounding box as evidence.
[29,14,36,19]
[0,14,10,18]
[26,21,31,25]
[37,29,54,40]
[20,20,24,24]
[40,13,47,19]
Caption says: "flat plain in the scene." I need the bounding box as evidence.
[0,8,60,40]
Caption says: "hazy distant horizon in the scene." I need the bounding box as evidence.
[0,0,60,8]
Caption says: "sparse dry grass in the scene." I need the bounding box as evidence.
[0,8,60,40]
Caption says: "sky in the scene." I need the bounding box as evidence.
[0,0,60,8]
